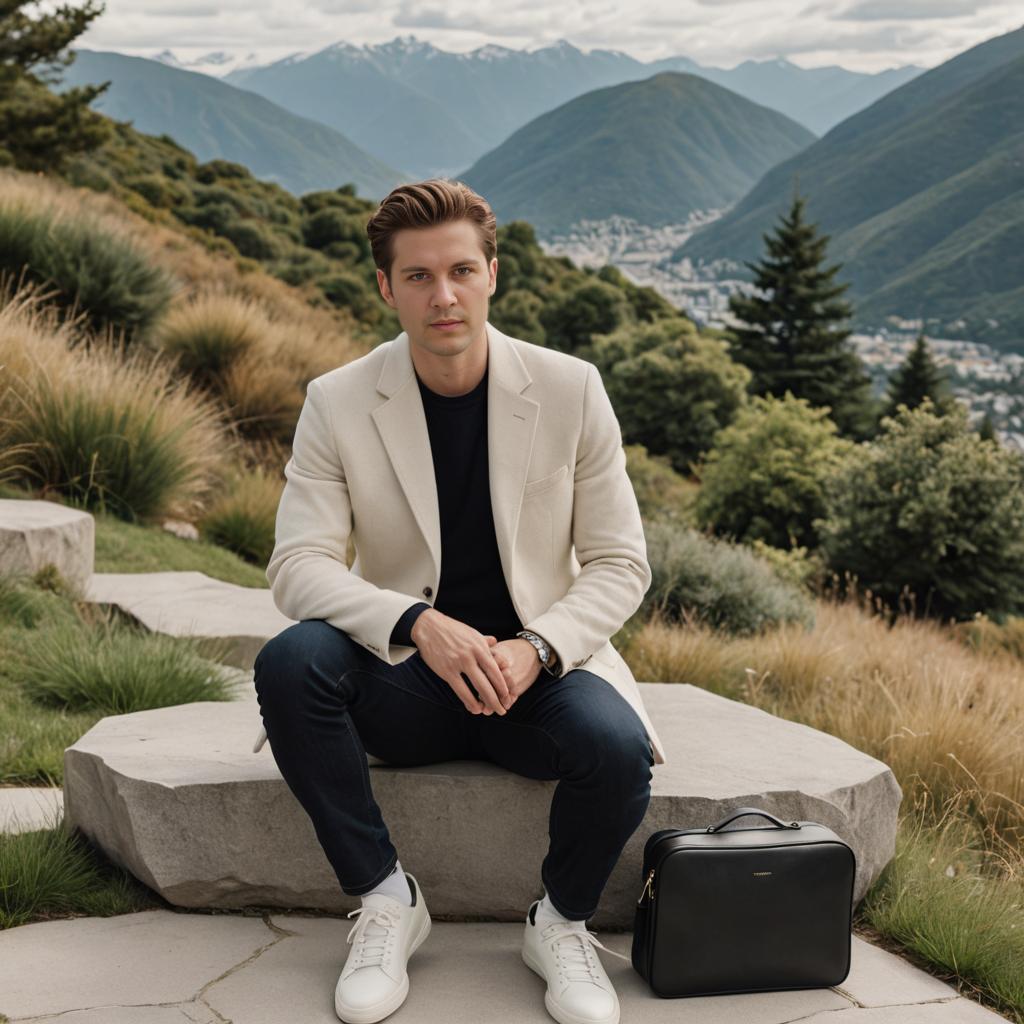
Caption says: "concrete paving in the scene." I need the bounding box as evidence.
[0,909,1008,1023]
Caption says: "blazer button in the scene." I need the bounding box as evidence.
[423,586,432,597]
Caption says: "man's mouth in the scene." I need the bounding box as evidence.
[432,319,462,325]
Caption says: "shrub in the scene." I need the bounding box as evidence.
[0,286,233,522]
[747,539,825,593]
[124,173,190,210]
[599,319,751,475]
[624,443,696,525]
[198,463,282,566]
[303,207,368,255]
[490,288,546,346]
[641,518,815,635]
[222,220,283,261]
[219,350,305,442]
[151,288,265,389]
[317,270,375,319]
[817,398,1024,621]
[694,392,856,550]
[539,278,631,353]
[195,159,252,183]
[0,190,176,342]
[178,199,237,236]
[271,247,332,286]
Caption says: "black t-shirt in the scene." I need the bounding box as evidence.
[388,362,524,647]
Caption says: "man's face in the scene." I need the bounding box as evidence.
[376,218,497,356]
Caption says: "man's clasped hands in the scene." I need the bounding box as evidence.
[408,607,545,717]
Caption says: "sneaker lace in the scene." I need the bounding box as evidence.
[543,923,630,983]
[345,904,399,968]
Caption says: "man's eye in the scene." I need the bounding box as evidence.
[410,268,472,281]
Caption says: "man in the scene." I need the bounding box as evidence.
[252,178,666,1024]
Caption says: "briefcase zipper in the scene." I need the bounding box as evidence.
[637,867,655,905]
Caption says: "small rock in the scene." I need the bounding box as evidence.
[162,519,199,541]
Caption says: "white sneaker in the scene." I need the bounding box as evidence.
[522,899,629,1024]
[334,871,431,1023]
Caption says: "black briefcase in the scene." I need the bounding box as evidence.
[631,806,856,998]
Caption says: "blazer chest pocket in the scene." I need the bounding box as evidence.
[523,463,568,498]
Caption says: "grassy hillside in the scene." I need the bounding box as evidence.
[62,120,402,345]
[60,49,408,200]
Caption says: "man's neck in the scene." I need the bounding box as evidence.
[411,329,489,397]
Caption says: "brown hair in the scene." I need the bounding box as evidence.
[365,178,497,287]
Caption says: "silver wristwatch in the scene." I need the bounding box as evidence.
[516,630,559,675]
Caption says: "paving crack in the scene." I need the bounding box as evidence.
[9,1002,211,1022]
[193,912,299,1021]
[780,994,968,1024]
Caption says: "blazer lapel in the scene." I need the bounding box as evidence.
[371,322,539,598]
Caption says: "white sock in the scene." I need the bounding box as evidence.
[535,888,587,929]
[361,858,412,906]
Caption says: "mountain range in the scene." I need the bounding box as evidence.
[221,35,921,178]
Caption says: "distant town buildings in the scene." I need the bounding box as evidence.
[540,216,1024,453]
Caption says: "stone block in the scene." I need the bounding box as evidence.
[63,682,902,930]
[82,571,294,669]
[0,498,94,590]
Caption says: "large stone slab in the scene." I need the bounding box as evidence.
[0,498,94,591]
[63,682,902,930]
[82,570,294,668]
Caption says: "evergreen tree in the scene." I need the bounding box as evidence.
[883,331,954,420]
[977,412,997,443]
[0,0,112,172]
[726,185,874,440]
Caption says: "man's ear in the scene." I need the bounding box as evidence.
[377,269,395,307]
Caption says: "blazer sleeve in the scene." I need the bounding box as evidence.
[265,378,425,663]
[522,362,652,675]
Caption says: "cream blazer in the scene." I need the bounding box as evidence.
[252,320,667,765]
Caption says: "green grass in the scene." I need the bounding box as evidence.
[0,569,237,785]
[0,481,262,783]
[0,479,267,587]
[8,609,235,715]
[0,817,164,930]
[857,807,1024,1023]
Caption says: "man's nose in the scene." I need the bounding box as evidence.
[432,279,457,306]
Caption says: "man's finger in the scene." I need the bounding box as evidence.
[465,661,507,715]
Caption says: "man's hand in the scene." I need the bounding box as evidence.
[489,638,545,703]
[410,609,515,715]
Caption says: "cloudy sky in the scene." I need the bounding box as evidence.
[77,0,1023,74]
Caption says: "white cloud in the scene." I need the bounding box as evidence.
[74,0,1024,74]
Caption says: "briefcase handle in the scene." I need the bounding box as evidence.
[706,806,801,833]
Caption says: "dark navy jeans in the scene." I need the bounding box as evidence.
[252,618,654,921]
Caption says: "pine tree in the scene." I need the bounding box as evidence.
[726,186,874,439]
[0,0,112,173]
[883,331,954,420]
[977,413,997,443]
